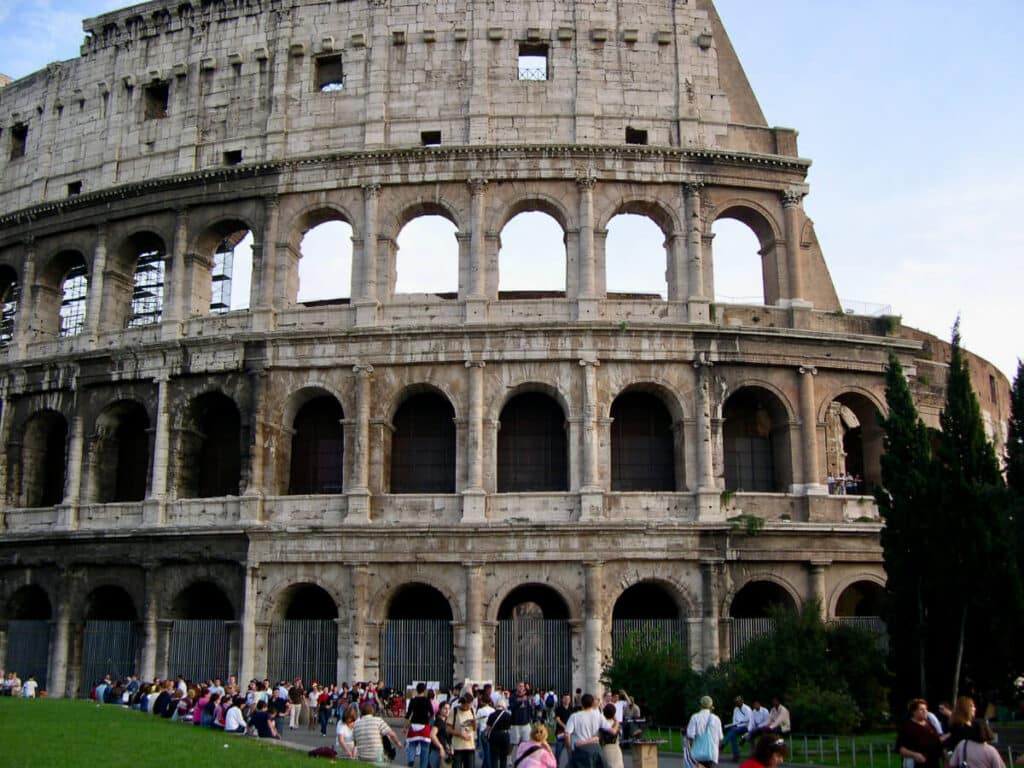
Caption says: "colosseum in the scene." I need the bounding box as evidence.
[0,0,1011,699]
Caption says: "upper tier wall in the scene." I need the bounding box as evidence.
[0,0,796,213]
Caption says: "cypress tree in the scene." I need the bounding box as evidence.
[1007,360,1024,494]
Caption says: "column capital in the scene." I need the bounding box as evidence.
[353,363,374,377]
[262,195,280,211]
[467,177,489,195]
[465,359,486,369]
[682,180,705,197]
[808,559,831,569]
[363,182,382,197]
[782,189,806,208]
[798,364,818,376]
[578,357,600,368]
[693,351,715,369]
[576,172,598,191]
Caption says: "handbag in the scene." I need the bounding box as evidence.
[691,715,716,763]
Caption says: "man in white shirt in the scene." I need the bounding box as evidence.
[722,696,753,760]
[765,697,791,735]
[747,700,770,740]
[224,696,247,734]
[565,693,606,768]
[22,676,38,698]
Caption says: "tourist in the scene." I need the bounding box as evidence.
[449,692,478,768]
[224,695,247,734]
[407,682,435,768]
[509,682,533,746]
[21,676,38,698]
[335,703,358,757]
[515,723,557,768]
[251,698,281,739]
[685,696,723,768]
[565,693,606,768]
[897,699,943,768]
[353,700,402,763]
[430,701,453,768]
[487,696,513,768]
[947,696,977,750]
[740,734,788,768]
[950,722,1006,768]
[764,697,790,735]
[554,694,576,766]
[722,696,753,761]
[476,691,496,768]
[599,704,623,768]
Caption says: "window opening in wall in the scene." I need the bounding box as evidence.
[989,374,998,403]
[143,81,170,119]
[59,263,88,337]
[420,130,441,146]
[128,248,165,327]
[298,220,353,303]
[10,123,28,159]
[605,213,668,299]
[211,230,253,313]
[223,150,243,166]
[0,270,19,348]
[395,215,458,296]
[67,181,82,196]
[518,43,548,80]
[498,211,566,296]
[316,55,345,92]
[625,127,648,145]
[712,217,767,305]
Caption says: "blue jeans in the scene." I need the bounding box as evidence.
[722,726,748,758]
[555,736,566,766]
[408,740,431,768]
[479,734,492,768]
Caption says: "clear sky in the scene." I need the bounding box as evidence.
[1,0,1020,379]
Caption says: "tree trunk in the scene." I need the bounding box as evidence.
[917,577,927,696]
[952,603,967,704]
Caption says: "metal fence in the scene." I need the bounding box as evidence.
[167,620,229,683]
[730,617,776,658]
[80,620,141,696]
[5,620,50,689]
[267,619,338,686]
[496,619,571,693]
[611,619,688,659]
[830,616,888,652]
[381,620,453,690]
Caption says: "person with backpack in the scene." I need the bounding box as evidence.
[684,696,723,768]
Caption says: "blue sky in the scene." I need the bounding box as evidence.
[1,0,1021,379]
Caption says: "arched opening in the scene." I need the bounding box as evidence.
[825,393,883,494]
[835,580,883,618]
[382,583,454,689]
[298,220,354,304]
[612,582,687,661]
[711,215,769,305]
[497,392,567,492]
[289,395,345,495]
[91,400,150,503]
[498,211,566,296]
[4,585,52,690]
[176,392,242,499]
[723,387,793,492]
[0,265,19,347]
[125,233,167,328]
[20,410,68,507]
[81,585,141,697]
[391,391,456,493]
[729,580,797,657]
[168,581,233,684]
[58,255,89,337]
[394,215,459,297]
[496,585,571,691]
[610,391,676,491]
[269,584,339,686]
[210,228,253,313]
[605,213,668,299]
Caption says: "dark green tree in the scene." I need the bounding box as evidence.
[1007,360,1024,494]
[875,352,934,705]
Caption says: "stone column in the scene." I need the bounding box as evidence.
[576,174,599,319]
[354,184,381,326]
[693,356,722,520]
[238,566,258,685]
[85,225,108,338]
[683,182,709,322]
[140,568,159,681]
[162,208,188,336]
[807,560,829,620]
[462,360,487,521]
[349,566,369,683]
[579,359,603,520]
[797,365,825,495]
[13,239,36,354]
[347,364,373,521]
[243,370,267,523]
[464,563,483,681]
[60,415,85,529]
[48,593,72,698]
[782,190,810,308]
[700,559,722,667]
[145,375,171,526]
[465,178,489,320]
[583,562,604,695]
[252,196,280,317]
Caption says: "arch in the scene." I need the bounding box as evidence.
[36,251,90,338]
[497,392,568,492]
[722,385,794,492]
[19,409,68,507]
[604,213,669,299]
[497,583,571,620]
[709,201,783,306]
[498,205,567,295]
[821,389,886,492]
[292,206,355,304]
[84,584,138,620]
[0,264,19,347]
[390,390,456,494]
[175,391,242,499]
[170,580,236,620]
[498,195,572,233]
[381,582,455,690]
[288,393,345,495]
[118,231,167,328]
[5,584,53,620]
[829,575,885,618]
[393,214,459,297]
[610,390,677,491]
[388,199,463,237]
[91,399,150,503]
[610,580,689,659]
[278,583,340,620]
[495,583,573,691]
[194,218,256,314]
[728,578,799,618]
[597,197,679,237]
[387,582,455,620]
[612,581,685,620]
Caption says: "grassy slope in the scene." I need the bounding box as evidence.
[0,698,333,768]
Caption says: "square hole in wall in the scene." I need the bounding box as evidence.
[144,81,170,120]
[223,150,243,165]
[316,54,345,92]
[420,130,442,147]
[67,181,83,196]
[10,123,28,160]
[518,43,548,80]
[625,126,648,145]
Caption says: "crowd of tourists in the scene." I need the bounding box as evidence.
[825,473,866,495]
[1,671,39,697]
[684,695,791,767]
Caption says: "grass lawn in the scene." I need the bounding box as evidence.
[0,698,341,767]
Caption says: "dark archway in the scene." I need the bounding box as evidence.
[6,584,52,620]
[723,387,792,492]
[390,392,456,494]
[497,393,567,492]
[93,400,150,503]
[0,264,19,347]
[611,582,687,661]
[289,395,344,495]
[269,584,339,686]
[177,392,241,499]
[168,581,234,683]
[84,585,138,620]
[4,585,52,689]
[81,585,140,696]
[825,393,884,494]
[20,410,68,507]
[835,580,883,618]
[730,581,796,619]
[382,584,453,689]
[610,392,675,491]
[170,581,235,620]
[497,585,571,691]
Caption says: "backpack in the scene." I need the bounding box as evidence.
[545,693,556,709]
[691,714,715,763]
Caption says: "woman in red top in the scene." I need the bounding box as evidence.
[740,734,788,768]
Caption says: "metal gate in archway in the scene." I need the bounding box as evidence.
[496,619,571,692]
[381,620,453,689]
[167,619,229,683]
[5,620,50,689]
[268,619,338,686]
[611,619,688,660]
[80,620,141,696]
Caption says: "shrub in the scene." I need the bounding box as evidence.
[787,682,861,734]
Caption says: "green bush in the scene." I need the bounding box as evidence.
[788,682,862,734]
[601,629,700,726]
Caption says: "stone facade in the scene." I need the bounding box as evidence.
[0,0,1010,698]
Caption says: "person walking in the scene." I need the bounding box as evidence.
[449,692,478,768]
[565,693,607,768]
[685,696,723,768]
